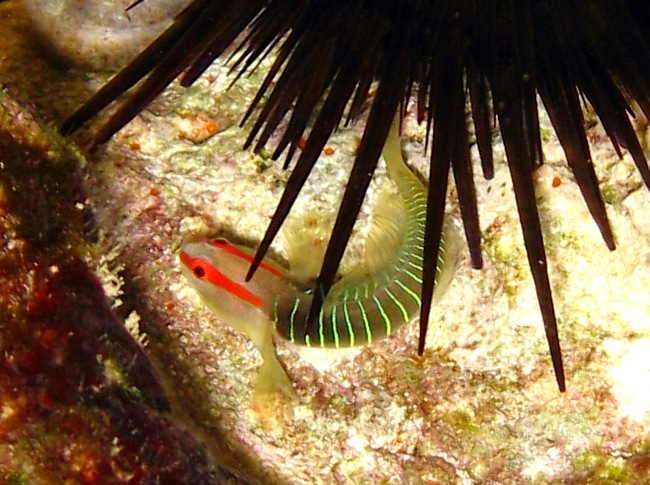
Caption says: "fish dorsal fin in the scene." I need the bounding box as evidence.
[334,119,411,286]
[343,182,407,283]
[286,119,414,290]
[282,210,334,283]
[282,161,407,287]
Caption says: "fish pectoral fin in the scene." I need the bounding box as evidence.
[253,351,296,401]
[245,320,297,401]
[248,349,296,423]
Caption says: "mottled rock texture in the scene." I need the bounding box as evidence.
[3,1,650,483]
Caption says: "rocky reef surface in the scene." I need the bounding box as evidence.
[1,1,650,483]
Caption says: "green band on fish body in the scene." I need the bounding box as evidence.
[272,131,451,348]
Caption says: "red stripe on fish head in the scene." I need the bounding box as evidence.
[208,238,282,277]
[180,250,264,308]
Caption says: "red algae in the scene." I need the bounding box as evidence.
[0,89,238,484]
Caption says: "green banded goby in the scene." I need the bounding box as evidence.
[179,125,457,401]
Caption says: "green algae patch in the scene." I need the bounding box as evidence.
[573,450,632,484]
[4,473,29,485]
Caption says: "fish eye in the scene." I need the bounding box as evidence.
[193,264,206,278]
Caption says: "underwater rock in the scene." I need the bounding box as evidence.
[20,0,189,69]
[0,80,240,483]
[3,0,650,483]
